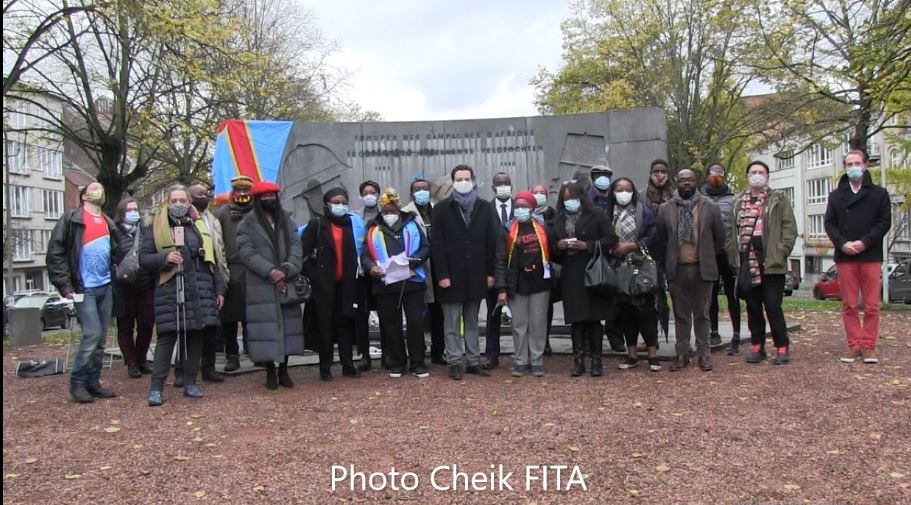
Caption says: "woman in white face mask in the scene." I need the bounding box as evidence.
[607,178,662,372]
[361,188,432,379]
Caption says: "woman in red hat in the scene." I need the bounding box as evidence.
[494,191,556,377]
[236,181,305,389]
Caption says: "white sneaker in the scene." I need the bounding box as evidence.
[389,371,403,378]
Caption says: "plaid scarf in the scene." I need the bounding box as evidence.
[673,193,698,244]
[612,206,637,244]
[738,191,766,287]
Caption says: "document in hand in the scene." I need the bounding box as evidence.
[381,252,413,285]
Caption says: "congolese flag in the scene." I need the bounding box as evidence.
[212,119,293,200]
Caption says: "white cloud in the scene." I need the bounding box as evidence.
[308,0,570,121]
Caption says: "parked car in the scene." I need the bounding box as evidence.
[812,265,841,300]
[12,294,74,330]
[812,261,911,304]
[784,271,800,296]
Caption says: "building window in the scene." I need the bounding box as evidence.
[780,187,796,208]
[892,149,906,169]
[12,231,33,262]
[42,190,64,219]
[38,148,63,179]
[808,214,826,239]
[898,207,911,240]
[10,185,31,218]
[4,140,30,175]
[35,229,52,254]
[7,101,28,129]
[806,178,831,205]
[776,151,795,171]
[807,144,832,169]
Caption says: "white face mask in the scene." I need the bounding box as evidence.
[615,191,633,206]
[495,185,512,199]
[453,180,474,194]
[749,173,767,188]
[534,193,547,207]
[361,194,378,208]
[382,214,399,227]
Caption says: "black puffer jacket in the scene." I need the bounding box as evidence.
[112,223,155,318]
[138,219,224,334]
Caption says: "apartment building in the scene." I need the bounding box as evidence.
[750,121,910,283]
[3,95,67,295]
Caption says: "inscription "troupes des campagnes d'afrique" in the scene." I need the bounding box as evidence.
[347,130,544,158]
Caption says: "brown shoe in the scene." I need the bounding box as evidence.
[669,355,688,372]
[698,356,713,372]
[840,349,862,363]
[861,349,879,364]
[486,357,499,369]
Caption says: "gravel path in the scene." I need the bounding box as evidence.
[3,309,910,504]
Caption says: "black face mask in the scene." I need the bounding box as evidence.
[260,199,278,212]
[678,187,696,199]
[192,197,209,212]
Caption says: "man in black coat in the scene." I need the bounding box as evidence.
[825,150,892,365]
[431,165,499,380]
[214,175,254,372]
[485,171,513,368]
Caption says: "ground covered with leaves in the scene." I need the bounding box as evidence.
[3,309,910,504]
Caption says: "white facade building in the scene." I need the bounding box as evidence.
[750,122,910,284]
[3,95,67,296]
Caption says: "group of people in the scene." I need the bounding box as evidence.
[45,149,891,406]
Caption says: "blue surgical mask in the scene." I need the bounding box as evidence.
[514,207,532,222]
[414,190,431,205]
[594,176,611,190]
[564,199,581,213]
[534,193,547,207]
[125,210,141,224]
[846,166,863,180]
[329,203,348,217]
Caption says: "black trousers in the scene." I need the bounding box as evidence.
[356,277,372,360]
[744,273,789,348]
[220,320,248,356]
[711,265,741,334]
[200,324,220,372]
[485,288,503,357]
[571,321,603,356]
[152,328,207,390]
[428,302,445,360]
[320,286,356,371]
[619,297,659,348]
[375,289,426,372]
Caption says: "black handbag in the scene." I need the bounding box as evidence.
[584,241,621,296]
[616,246,658,296]
[279,274,312,306]
[115,231,141,284]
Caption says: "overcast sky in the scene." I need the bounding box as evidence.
[308,0,572,122]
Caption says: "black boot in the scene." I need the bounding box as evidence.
[265,363,278,390]
[727,334,741,356]
[590,356,603,377]
[224,354,241,372]
[571,331,586,377]
[589,325,604,376]
[358,355,372,372]
[278,359,294,388]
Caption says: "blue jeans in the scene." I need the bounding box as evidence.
[71,284,113,386]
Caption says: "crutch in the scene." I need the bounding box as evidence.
[175,262,187,384]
